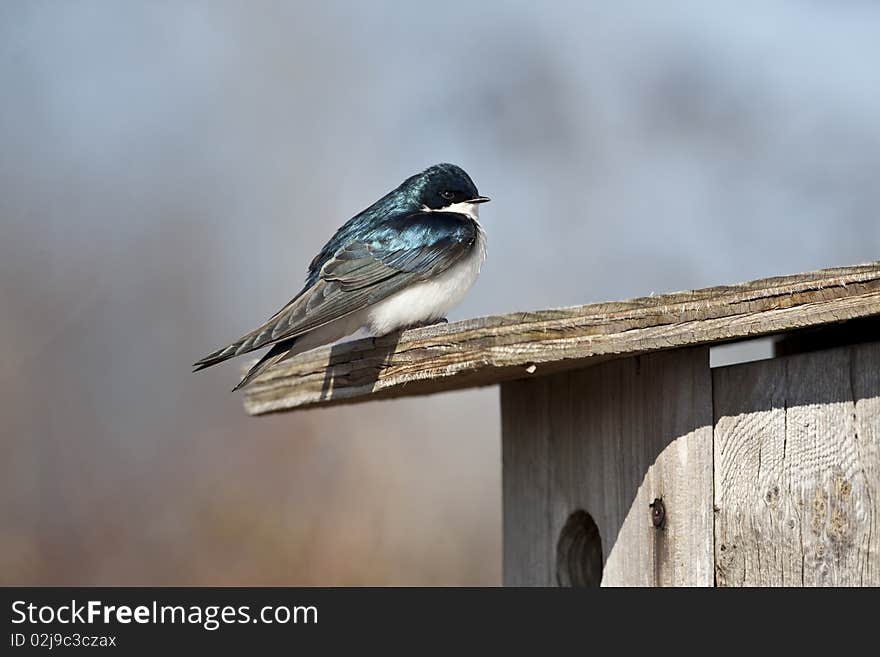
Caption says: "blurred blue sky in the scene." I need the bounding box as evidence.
[2,1,879,584]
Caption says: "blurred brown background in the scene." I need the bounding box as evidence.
[3,1,880,585]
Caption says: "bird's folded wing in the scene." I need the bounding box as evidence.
[193,212,476,370]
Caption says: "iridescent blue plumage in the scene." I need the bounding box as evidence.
[304,163,480,288]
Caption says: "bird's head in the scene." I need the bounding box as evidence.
[409,163,490,218]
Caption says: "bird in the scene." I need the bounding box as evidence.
[193,163,490,390]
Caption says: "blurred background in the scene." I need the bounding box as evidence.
[2,0,879,585]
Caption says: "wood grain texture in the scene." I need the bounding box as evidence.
[714,342,880,586]
[501,348,714,586]
[243,262,880,414]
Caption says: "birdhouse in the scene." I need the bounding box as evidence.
[243,263,880,586]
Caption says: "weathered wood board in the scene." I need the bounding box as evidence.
[243,263,880,415]
[714,342,880,586]
[502,347,714,586]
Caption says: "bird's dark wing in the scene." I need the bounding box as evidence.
[193,211,477,371]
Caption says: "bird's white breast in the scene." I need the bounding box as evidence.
[365,224,486,335]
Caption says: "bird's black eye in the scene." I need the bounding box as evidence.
[440,190,454,200]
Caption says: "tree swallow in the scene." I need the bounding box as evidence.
[194,163,490,390]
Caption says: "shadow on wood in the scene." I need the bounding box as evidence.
[317,331,403,402]
[773,315,880,359]
[502,347,714,587]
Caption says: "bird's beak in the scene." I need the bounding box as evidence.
[469,196,491,204]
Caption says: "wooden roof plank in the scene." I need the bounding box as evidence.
[243,262,880,415]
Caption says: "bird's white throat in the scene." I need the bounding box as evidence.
[422,200,481,221]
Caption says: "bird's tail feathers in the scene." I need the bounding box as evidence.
[192,345,238,373]
[192,291,311,373]
[192,326,277,373]
[231,337,299,391]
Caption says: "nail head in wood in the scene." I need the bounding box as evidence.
[650,498,666,530]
